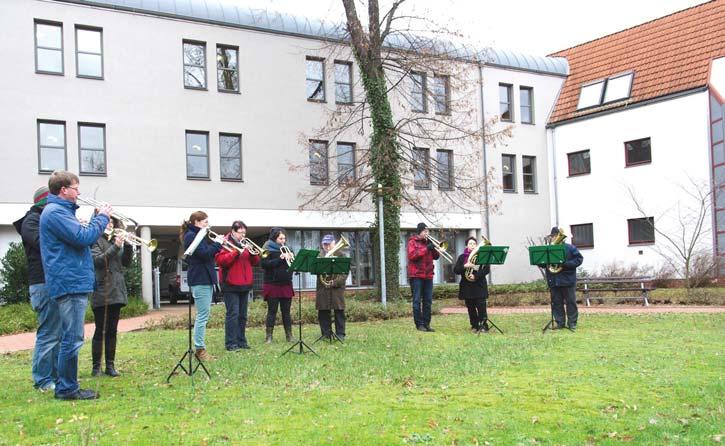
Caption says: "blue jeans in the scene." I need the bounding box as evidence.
[55,293,89,397]
[30,284,61,389]
[224,290,250,349]
[191,285,213,349]
[410,278,433,328]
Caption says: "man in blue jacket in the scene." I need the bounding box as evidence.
[40,171,112,400]
[545,226,584,330]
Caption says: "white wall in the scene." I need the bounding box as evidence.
[550,91,712,275]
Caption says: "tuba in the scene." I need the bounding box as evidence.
[465,235,491,282]
[105,227,157,252]
[547,228,567,274]
[320,236,350,288]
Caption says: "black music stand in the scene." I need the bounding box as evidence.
[527,245,571,333]
[166,292,211,383]
[473,245,509,334]
[311,256,351,344]
[282,249,319,357]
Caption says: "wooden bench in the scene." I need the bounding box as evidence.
[577,277,655,307]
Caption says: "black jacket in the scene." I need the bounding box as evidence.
[13,205,45,285]
[453,253,490,301]
[261,250,293,285]
[91,236,133,308]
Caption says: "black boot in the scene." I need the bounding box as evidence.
[91,339,103,377]
[284,325,294,342]
[265,327,273,344]
[104,336,120,377]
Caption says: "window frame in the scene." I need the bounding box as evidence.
[185,130,210,180]
[309,140,329,186]
[37,119,67,173]
[628,217,655,245]
[74,25,104,80]
[501,153,516,192]
[219,132,243,182]
[78,122,107,176]
[570,223,594,248]
[413,147,431,189]
[602,71,634,104]
[522,155,537,193]
[306,56,326,103]
[433,74,450,115]
[436,149,454,190]
[410,71,428,113]
[182,39,207,90]
[34,19,64,75]
[499,83,513,122]
[336,141,356,185]
[567,149,591,177]
[576,79,606,110]
[216,44,240,94]
[519,86,534,124]
[333,60,353,105]
[624,137,652,167]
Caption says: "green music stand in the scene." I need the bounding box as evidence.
[282,249,320,357]
[471,245,509,334]
[527,244,571,333]
[311,256,351,344]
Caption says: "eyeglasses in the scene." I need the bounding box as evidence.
[64,185,80,192]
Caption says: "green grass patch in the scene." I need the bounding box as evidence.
[0,313,722,444]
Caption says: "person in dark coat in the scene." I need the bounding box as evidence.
[260,228,294,343]
[545,226,584,330]
[90,217,133,377]
[407,222,440,332]
[453,237,492,333]
[315,234,348,340]
[181,211,222,361]
[13,185,61,392]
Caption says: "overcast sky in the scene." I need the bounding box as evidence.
[229,0,709,55]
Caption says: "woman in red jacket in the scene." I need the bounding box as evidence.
[215,221,260,351]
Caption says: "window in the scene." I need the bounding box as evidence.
[220,133,242,180]
[628,217,655,244]
[185,131,209,179]
[309,140,328,185]
[413,147,431,189]
[433,74,450,114]
[37,120,66,172]
[570,223,594,248]
[501,154,516,192]
[567,150,591,176]
[436,149,453,190]
[75,26,103,78]
[522,155,536,193]
[336,142,355,184]
[35,20,63,74]
[78,123,106,175]
[499,83,513,121]
[520,86,534,124]
[410,72,427,112]
[183,41,206,89]
[603,72,633,103]
[216,45,239,92]
[624,137,651,166]
[334,61,352,104]
[577,80,604,109]
[306,57,325,101]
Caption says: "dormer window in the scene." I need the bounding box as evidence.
[577,72,634,110]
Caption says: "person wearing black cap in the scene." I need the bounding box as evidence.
[545,226,583,330]
[13,185,61,392]
[316,234,347,340]
[407,222,440,332]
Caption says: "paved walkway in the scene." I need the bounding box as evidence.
[0,304,187,354]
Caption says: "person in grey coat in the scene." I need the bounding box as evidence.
[315,234,348,340]
[90,217,132,377]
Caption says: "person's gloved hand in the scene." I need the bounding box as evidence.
[427,242,435,251]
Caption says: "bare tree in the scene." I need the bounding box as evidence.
[626,177,721,292]
[291,0,509,299]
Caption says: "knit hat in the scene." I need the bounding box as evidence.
[321,234,335,245]
[416,222,428,234]
[550,226,560,236]
[33,186,49,207]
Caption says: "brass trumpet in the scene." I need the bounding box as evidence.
[320,235,350,287]
[426,235,453,263]
[105,227,157,252]
[76,196,137,228]
[280,245,295,267]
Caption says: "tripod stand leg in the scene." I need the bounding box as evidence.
[281,273,318,356]
[485,318,503,334]
[166,350,191,383]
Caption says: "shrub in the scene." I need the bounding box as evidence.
[0,242,29,304]
[124,253,142,298]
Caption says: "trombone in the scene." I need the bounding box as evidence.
[280,245,295,267]
[105,227,157,252]
[426,235,454,263]
[207,229,243,254]
[76,196,138,228]
[241,237,268,258]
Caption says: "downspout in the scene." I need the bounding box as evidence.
[478,62,492,282]
[549,126,560,227]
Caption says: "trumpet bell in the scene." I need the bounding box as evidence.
[147,239,158,252]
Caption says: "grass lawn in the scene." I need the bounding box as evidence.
[0,312,722,445]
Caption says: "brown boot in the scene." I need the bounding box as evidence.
[265,327,273,344]
[195,348,214,361]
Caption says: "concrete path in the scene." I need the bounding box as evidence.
[0,304,187,354]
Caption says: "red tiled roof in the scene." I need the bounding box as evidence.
[548,0,725,125]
